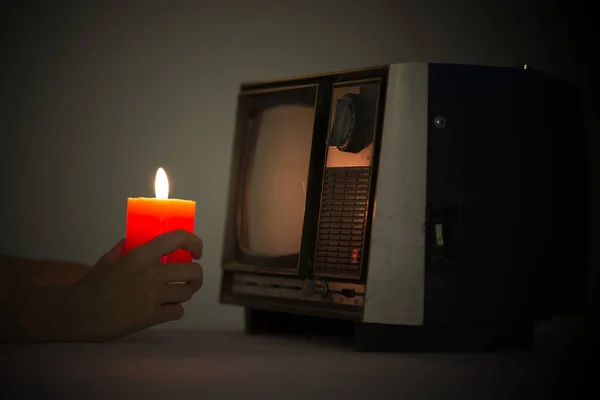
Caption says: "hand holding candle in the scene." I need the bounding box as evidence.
[60,230,204,342]
[124,168,196,264]
[0,171,200,343]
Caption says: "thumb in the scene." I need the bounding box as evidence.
[96,239,126,265]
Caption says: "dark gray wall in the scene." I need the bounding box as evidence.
[0,0,595,330]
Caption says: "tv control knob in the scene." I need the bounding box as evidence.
[302,280,329,297]
[313,281,329,296]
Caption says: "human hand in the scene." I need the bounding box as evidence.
[63,229,204,342]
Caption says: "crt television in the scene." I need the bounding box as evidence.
[220,63,589,352]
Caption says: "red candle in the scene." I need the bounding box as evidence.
[124,167,196,263]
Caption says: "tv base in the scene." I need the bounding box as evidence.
[244,308,533,352]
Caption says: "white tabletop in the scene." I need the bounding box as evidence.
[0,328,576,399]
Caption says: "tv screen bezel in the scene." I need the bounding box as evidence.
[235,85,319,269]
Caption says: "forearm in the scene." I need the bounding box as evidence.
[0,255,89,287]
[0,285,76,342]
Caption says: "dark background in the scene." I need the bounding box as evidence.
[0,1,597,396]
[0,0,596,340]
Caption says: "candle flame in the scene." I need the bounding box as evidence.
[155,167,169,199]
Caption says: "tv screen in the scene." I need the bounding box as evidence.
[242,104,316,258]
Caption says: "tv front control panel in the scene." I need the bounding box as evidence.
[230,273,365,307]
[314,166,371,276]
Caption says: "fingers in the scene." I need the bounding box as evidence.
[188,277,203,293]
[137,230,203,262]
[152,304,185,325]
[159,262,203,284]
[96,239,125,265]
[160,284,195,304]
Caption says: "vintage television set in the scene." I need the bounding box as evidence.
[220,63,589,352]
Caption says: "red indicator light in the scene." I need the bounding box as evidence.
[351,249,359,264]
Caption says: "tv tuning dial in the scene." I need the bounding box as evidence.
[328,93,373,153]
